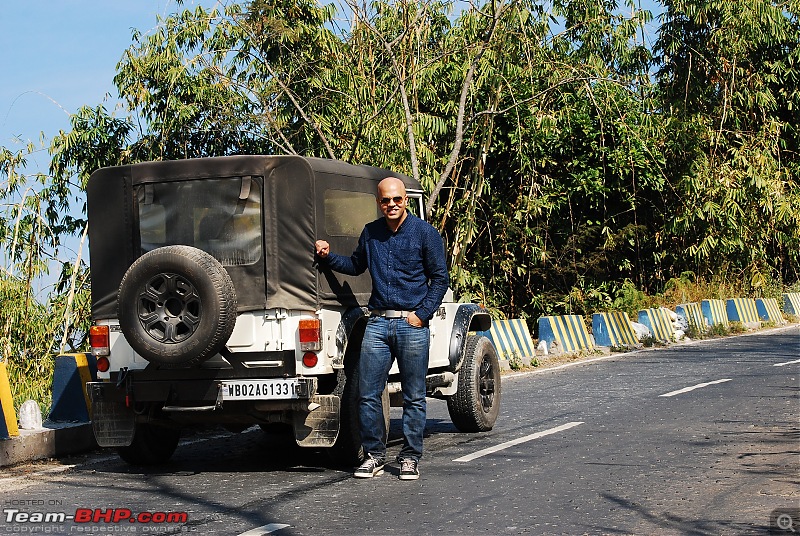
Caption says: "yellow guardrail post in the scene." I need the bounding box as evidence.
[48,353,97,423]
[488,319,536,361]
[537,315,594,353]
[592,311,638,348]
[0,360,19,438]
[782,293,800,316]
[756,298,785,324]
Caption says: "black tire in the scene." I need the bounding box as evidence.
[447,335,502,432]
[328,359,390,466]
[117,423,180,465]
[258,423,304,456]
[118,245,237,367]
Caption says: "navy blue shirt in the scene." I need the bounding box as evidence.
[323,213,449,321]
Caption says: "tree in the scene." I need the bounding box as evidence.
[1,140,92,412]
[655,0,800,288]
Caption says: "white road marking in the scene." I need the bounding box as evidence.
[453,421,584,463]
[774,358,800,367]
[659,378,732,397]
[237,524,290,536]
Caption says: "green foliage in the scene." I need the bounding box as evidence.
[656,0,800,287]
[505,349,525,371]
[684,323,707,340]
[640,334,656,347]
[728,321,747,334]
[611,279,652,317]
[707,323,731,337]
[1,142,91,415]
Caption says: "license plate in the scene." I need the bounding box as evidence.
[220,379,302,400]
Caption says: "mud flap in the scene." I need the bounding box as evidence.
[293,395,340,447]
[87,383,136,447]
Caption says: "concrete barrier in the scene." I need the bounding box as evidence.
[1,423,97,467]
[538,315,594,353]
[47,353,97,423]
[756,298,785,324]
[726,298,760,325]
[487,318,536,361]
[701,299,729,328]
[676,303,707,332]
[638,308,674,343]
[0,361,19,439]
[783,292,800,316]
[592,311,638,348]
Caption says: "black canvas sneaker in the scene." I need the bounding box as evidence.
[398,458,419,480]
[354,454,385,478]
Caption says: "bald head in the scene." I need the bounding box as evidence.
[377,177,406,196]
[377,176,408,231]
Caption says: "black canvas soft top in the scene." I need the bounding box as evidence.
[87,155,422,320]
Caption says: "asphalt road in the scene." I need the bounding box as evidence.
[1,326,798,536]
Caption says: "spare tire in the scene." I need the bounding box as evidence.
[118,245,237,367]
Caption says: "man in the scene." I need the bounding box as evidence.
[315,177,449,480]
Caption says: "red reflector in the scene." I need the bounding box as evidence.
[298,319,321,342]
[96,356,110,373]
[302,352,318,368]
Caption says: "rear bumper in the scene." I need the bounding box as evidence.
[87,375,317,411]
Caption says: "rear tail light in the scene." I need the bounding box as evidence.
[90,325,110,356]
[298,318,322,351]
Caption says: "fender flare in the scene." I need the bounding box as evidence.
[337,307,369,361]
[447,304,492,372]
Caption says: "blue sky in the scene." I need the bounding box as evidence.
[0,1,217,293]
[0,1,218,169]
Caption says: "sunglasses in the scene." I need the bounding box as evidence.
[379,196,405,205]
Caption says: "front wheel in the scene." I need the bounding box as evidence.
[447,335,501,432]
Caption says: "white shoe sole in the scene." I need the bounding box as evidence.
[354,468,384,478]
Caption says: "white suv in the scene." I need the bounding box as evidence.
[86,155,501,465]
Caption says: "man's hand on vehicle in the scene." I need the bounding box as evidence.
[315,240,330,258]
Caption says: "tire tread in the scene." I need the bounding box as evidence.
[447,335,501,432]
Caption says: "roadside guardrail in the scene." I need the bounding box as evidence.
[592,311,638,348]
[538,315,594,353]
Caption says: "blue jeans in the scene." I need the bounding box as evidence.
[359,316,430,462]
